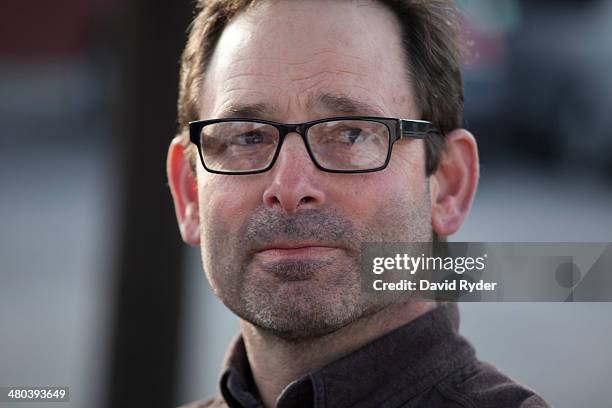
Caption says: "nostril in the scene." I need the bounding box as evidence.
[299,196,315,205]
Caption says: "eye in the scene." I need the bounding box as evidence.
[329,126,376,145]
[230,131,273,146]
[339,128,367,144]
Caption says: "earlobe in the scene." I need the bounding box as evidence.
[430,129,479,237]
[167,137,201,245]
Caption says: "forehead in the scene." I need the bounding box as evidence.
[200,0,418,120]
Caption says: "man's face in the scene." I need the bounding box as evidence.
[197,0,432,340]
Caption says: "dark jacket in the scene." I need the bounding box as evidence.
[180,303,549,408]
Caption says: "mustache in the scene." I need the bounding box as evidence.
[240,206,359,255]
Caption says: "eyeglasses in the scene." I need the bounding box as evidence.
[189,116,438,175]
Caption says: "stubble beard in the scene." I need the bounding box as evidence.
[204,190,432,342]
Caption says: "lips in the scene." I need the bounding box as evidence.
[253,243,340,261]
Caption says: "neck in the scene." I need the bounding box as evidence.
[240,300,436,408]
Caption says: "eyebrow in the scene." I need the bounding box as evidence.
[217,102,278,119]
[309,93,384,117]
[216,93,384,120]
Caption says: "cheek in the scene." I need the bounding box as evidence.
[198,173,261,232]
[387,143,428,198]
[334,145,427,216]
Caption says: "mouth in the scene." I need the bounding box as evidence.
[254,243,340,262]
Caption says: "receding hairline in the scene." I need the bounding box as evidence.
[196,0,415,120]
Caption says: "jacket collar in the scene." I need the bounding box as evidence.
[218,303,474,407]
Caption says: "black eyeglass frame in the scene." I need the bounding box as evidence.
[188,116,439,175]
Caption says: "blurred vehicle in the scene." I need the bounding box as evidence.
[462,0,612,175]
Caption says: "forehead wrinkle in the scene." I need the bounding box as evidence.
[224,72,275,81]
[311,49,369,63]
[288,69,362,82]
[283,50,370,70]
[285,53,370,79]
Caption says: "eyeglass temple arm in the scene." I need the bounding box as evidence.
[399,119,438,139]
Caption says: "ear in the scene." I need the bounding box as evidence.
[430,129,479,237]
[167,137,200,245]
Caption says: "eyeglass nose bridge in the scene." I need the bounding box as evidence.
[273,123,317,164]
[277,123,309,140]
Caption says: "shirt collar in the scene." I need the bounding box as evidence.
[218,303,474,407]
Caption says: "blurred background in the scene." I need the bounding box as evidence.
[0,0,610,407]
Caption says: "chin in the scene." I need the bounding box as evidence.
[251,312,356,342]
[237,286,363,341]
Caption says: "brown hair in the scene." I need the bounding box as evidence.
[177,0,464,175]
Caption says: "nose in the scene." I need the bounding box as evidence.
[262,133,326,215]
